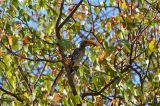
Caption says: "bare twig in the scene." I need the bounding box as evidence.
[49,66,64,95]
[58,0,83,29]
[34,62,48,88]
[18,65,32,93]
[81,76,119,99]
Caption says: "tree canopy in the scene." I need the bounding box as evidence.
[0,0,160,105]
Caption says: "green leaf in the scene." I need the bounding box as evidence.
[94,7,99,14]
[58,39,72,51]
[46,23,54,34]
[124,41,130,53]
[6,69,12,78]
[107,62,117,72]
[122,1,127,10]
[110,0,114,6]
[117,30,123,39]
[38,0,46,8]
[19,9,26,16]
[74,95,82,104]
[79,66,84,77]
[71,22,80,32]
[148,40,156,52]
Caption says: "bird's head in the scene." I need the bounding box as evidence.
[80,40,97,48]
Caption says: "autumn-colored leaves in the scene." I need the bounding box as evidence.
[68,5,89,21]
[98,50,109,65]
[7,35,30,46]
[22,36,30,45]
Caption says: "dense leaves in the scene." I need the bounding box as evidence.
[0,0,159,105]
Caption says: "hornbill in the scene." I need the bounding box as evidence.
[69,40,97,73]
[50,40,97,94]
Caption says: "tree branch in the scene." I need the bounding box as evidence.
[49,66,64,95]
[17,65,32,93]
[81,65,130,99]
[54,1,83,105]
[34,62,48,88]
[56,0,64,29]
[81,76,119,99]
[0,86,23,102]
[58,0,83,29]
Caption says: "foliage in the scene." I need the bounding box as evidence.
[0,0,160,105]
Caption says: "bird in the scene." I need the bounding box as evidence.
[50,40,97,94]
[70,40,97,73]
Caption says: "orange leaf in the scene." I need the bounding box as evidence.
[23,36,30,45]
[54,93,62,102]
[80,13,85,21]
[112,98,119,105]
[63,58,71,65]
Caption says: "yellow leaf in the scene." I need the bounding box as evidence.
[98,51,109,64]
[73,12,85,21]
[158,73,160,81]
[8,36,13,46]
[24,92,29,98]
[112,98,119,105]
[107,22,111,31]
[149,40,156,52]
[54,93,62,102]
[122,2,127,10]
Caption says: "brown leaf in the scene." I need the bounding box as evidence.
[51,67,58,76]
[97,36,102,43]
[95,96,103,106]
[82,5,86,11]
[0,48,3,57]
[18,53,26,62]
[98,51,109,64]
[63,58,71,65]
[23,36,30,45]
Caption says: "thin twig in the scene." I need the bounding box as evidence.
[17,65,32,93]
[49,66,64,95]
[0,86,23,102]
[58,0,83,29]
[34,62,48,88]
